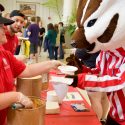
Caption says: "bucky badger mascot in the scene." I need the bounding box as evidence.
[69,0,125,124]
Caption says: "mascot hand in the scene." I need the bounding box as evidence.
[66,54,83,74]
[65,75,78,87]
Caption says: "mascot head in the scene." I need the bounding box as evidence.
[71,0,125,53]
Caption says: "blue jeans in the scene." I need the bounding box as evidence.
[59,42,64,59]
[54,46,59,60]
[48,45,55,59]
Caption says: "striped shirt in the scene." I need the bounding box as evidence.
[78,47,125,124]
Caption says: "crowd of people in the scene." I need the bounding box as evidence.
[43,22,65,60]
[2,9,66,64]
[0,4,62,125]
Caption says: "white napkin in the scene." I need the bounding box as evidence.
[50,76,73,85]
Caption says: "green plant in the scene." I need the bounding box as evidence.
[40,0,63,21]
[66,1,77,36]
[66,24,76,36]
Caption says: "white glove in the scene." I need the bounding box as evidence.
[17,93,33,108]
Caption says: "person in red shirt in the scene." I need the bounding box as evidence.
[0,4,62,125]
[2,10,25,54]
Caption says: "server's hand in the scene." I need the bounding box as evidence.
[17,93,33,108]
[51,60,63,70]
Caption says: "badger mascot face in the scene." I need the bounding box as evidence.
[72,0,125,53]
[68,0,125,124]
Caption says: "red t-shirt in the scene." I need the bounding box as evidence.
[0,47,26,125]
[2,28,19,54]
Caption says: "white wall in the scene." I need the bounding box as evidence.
[0,0,63,27]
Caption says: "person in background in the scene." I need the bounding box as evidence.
[28,16,39,63]
[23,19,31,58]
[15,29,23,55]
[45,23,57,60]
[23,18,31,38]
[58,22,65,59]
[2,10,27,62]
[2,10,25,55]
[54,24,60,60]
[38,21,45,56]
[0,4,62,125]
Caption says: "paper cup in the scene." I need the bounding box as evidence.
[47,83,68,104]
[53,82,68,103]
[47,90,59,102]
[58,65,78,75]
[49,76,73,103]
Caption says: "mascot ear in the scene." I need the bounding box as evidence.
[77,0,87,28]
[77,0,102,27]
[71,0,102,49]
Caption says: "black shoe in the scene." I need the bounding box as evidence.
[100,120,106,125]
